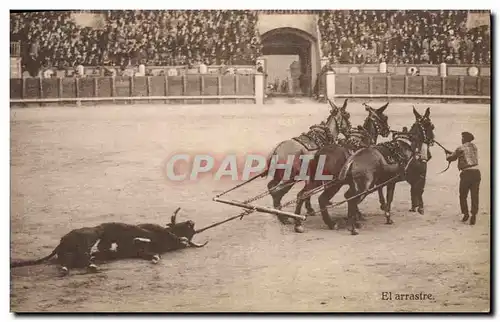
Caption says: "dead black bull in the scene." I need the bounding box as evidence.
[10,208,209,276]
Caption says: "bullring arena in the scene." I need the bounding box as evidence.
[10,9,491,313]
[10,99,490,312]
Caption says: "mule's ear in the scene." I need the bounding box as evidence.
[413,106,421,119]
[424,107,430,118]
[342,98,348,110]
[327,98,338,112]
[377,102,389,113]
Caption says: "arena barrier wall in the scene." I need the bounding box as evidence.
[10,74,264,106]
[318,59,490,78]
[325,72,491,103]
[328,64,490,77]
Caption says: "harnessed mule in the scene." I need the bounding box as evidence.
[263,99,352,224]
[337,107,435,235]
[291,102,391,233]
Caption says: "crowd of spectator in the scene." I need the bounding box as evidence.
[318,10,490,65]
[10,10,491,73]
[10,10,262,71]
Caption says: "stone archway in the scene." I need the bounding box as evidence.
[261,27,318,96]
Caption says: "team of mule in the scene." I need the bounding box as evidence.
[259,100,436,235]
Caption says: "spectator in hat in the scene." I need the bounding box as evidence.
[446,131,481,225]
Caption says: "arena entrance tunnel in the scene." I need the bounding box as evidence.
[261,27,317,97]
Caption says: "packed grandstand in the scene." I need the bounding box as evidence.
[10,10,490,72]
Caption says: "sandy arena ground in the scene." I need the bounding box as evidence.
[10,99,490,312]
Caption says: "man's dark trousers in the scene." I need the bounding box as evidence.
[409,160,427,212]
[459,169,481,220]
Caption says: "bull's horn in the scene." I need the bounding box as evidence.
[171,207,181,225]
[188,240,208,248]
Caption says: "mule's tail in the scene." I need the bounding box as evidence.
[338,148,367,181]
[10,245,59,268]
[338,155,356,182]
[263,141,290,182]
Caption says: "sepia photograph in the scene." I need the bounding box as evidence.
[8,6,492,313]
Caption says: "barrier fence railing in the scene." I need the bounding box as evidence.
[10,74,265,105]
[10,73,490,106]
[325,73,491,101]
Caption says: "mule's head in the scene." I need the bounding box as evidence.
[364,102,391,138]
[410,106,435,162]
[328,98,352,138]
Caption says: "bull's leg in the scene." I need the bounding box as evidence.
[93,239,115,261]
[86,252,98,273]
[268,179,295,224]
[137,249,162,263]
[57,252,73,276]
[384,182,396,225]
[75,244,99,273]
[318,182,343,230]
[133,238,162,264]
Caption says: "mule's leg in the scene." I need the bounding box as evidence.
[267,177,281,208]
[293,186,308,216]
[345,183,362,233]
[384,182,396,225]
[378,187,387,211]
[415,173,426,215]
[303,180,317,216]
[295,181,317,217]
[304,197,316,216]
[346,184,366,223]
[293,183,308,233]
[268,179,295,224]
[351,174,376,228]
[345,184,367,222]
[318,182,343,230]
[346,199,359,236]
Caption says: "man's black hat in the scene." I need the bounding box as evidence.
[461,131,474,142]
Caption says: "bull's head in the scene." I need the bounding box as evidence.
[166,207,207,248]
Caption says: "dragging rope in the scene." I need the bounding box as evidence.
[214,170,268,198]
[307,175,402,216]
[433,139,453,174]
